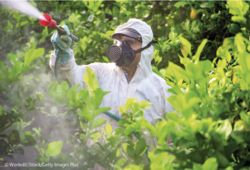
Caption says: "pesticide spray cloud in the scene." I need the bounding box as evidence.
[0,0,47,21]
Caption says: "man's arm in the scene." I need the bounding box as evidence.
[49,50,87,90]
[49,25,96,91]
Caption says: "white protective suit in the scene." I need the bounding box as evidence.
[50,19,174,168]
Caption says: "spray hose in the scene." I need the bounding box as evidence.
[103,110,150,162]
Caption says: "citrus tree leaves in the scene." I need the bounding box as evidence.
[90,118,107,129]
[202,157,218,170]
[84,67,98,93]
[8,130,20,145]
[119,98,152,118]
[23,44,44,73]
[2,1,250,169]
[45,141,63,157]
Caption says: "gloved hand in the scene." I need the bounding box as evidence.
[51,25,72,65]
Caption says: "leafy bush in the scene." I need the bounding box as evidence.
[1,0,250,170]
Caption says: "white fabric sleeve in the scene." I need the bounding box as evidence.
[49,50,88,90]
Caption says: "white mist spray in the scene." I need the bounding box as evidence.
[0,0,47,21]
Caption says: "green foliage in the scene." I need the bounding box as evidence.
[2,0,250,169]
[45,141,63,157]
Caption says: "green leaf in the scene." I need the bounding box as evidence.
[20,135,37,146]
[84,67,98,92]
[242,1,250,15]
[125,98,134,110]
[80,134,88,141]
[138,118,156,134]
[165,62,190,84]
[19,21,29,27]
[90,118,107,129]
[124,124,140,135]
[126,142,135,160]
[115,128,123,135]
[156,121,176,145]
[113,6,120,17]
[222,37,235,49]
[45,141,63,157]
[66,84,80,103]
[93,107,111,118]
[232,16,246,24]
[57,81,68,95]
[216,120,232,140]
[225,167,233,170]
[169,27,177,41]
[115,158,126,167]
[90,132,101,143]
[134,110,143,117]
[235,33,245,54]
[106,123,112,135]
[179,36,192,56]
[24,47,44,67]
[202,157,218,170]
[48,81,58,96]
[174,1,189,8]
[102,56,109,63]
[77,107,92,121]
[215,151,229,168]
[194,39,207,62]
[80,122,88,131]
[227,1,241,15]
[193,163,203,170]
[135,138,146,155]
[133,102,140,113]
[240,111,250,124]
[165,112,180,122]
[153,50,162,66]
[8,130,20,145]
[139,100,152,110]
[91,88,109,109]
[7,20,13,29]
[227,0,249,16]
[119,106,126,113]
[77,89,89,102]
[32,128,41,137]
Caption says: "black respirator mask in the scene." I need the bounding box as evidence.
[107,40,156,67]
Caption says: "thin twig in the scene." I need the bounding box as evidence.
[222,29,228,41]
[201,27,215,34]
[0,122,14,133]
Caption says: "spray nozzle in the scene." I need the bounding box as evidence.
[39,13,57,28]
[39,13,78,42]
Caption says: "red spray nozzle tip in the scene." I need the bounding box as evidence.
[39,13,57,28]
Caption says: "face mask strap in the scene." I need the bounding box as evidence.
[134,40,159,53]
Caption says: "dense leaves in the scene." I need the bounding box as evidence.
[1,0,250,169]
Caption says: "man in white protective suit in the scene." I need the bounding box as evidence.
[49,18,175,169]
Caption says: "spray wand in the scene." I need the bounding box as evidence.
[39,14,78,80]
[39,13,78,42]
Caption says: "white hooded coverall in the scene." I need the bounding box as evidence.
[50,19,174,168]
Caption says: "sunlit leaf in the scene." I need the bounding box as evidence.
[45,141,63,157]
[90,118,107,129]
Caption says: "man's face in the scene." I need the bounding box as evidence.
[114,35,142,68]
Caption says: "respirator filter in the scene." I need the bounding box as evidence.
[107,46,122,62]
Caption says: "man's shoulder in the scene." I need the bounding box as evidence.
[88,62,117,71]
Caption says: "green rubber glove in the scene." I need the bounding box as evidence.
[51,25,72,65]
